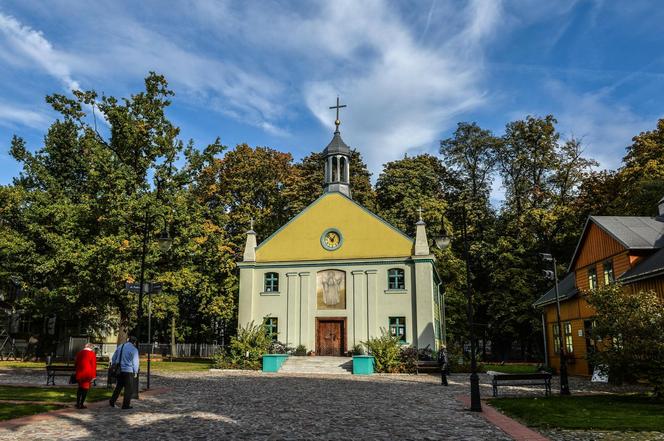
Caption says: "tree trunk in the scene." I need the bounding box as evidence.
[116,310,129,345]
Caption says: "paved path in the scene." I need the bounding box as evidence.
[0,370,511,440]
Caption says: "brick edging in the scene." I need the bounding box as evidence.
[456,395,549,441]
[0,387,170,429]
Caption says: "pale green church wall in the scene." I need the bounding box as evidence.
[238,259,439,352]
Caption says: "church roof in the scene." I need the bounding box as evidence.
[322,131,350,156]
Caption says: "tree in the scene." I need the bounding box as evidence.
[375,154,447,237]
[3,73,238,346]
[587,284,664,398]
[613,119,664,216]
[440,122,500,204]
[490,116,596,359]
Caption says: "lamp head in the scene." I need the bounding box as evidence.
[433,234,451,250]
[158,229,173,252]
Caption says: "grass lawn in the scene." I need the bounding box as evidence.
[0,361,45,369]
[490,395,664,431]
[0,359,213,372]
[141,360,213,371]
[0,403,63,421]
[483,363,539,374]
[0,386,112,403]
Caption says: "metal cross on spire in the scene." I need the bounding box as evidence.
[417,207,423,222]
[329,96,347,133]
[249,218,255,231]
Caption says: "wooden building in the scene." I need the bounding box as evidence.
[534,200,664,376]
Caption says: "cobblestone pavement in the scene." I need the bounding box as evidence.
[0,369,659,440]
[0,370,511,440]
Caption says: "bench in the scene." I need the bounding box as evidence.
[45,365,75,386]
[489,371,552,397]
[415,360,441,374]
[45,365,98,386]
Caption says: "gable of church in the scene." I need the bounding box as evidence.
[255,192,414,262]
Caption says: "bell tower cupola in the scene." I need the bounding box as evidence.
[323,97,351,198]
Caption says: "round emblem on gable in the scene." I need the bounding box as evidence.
[321,228,343,251]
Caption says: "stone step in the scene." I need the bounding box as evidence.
[278,356,353,374]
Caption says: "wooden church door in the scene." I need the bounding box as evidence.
[317,319,344,356]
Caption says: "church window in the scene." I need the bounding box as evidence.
[552,323,561,353]
[388,268,405,290]
[264,317,278,341]
[587,267,597,290]
[603,260,614,285]
[389,317,406,342]
[264,272,279,292]
[564,321,573,354]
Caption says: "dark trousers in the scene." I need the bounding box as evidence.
[110,372,134,408]
[76,385,88,407]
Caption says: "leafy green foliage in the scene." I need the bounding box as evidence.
[587,284,664,398]
[213,321,272,370]
[363,329,421,373]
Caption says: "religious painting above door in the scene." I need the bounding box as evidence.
[316,270,346,310]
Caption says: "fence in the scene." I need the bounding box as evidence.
[95,342,221,358]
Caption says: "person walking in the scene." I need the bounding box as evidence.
[109,336,140,410]
[74,343,97,409]
[438,345,449,386]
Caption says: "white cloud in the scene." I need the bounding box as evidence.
[0,102,48,128]
[546,80,655,170]
[293,0,500,172]
[0,12,80,91]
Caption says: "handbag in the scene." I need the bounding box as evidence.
[69,373,77,384]
[109,343,125,377]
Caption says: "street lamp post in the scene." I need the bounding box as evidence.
[539,253,570,395]
[434,203,482,412]
[132,214,173,393]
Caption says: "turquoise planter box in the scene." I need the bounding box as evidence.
[262,354,289,372]
[353,355,375,375]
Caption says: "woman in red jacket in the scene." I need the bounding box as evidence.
[74,343,97,409]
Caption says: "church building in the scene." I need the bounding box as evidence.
[237,103,443,356]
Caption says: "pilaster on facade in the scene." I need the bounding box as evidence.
[298,272,310,349]
[286,272,299,347]
[237,267,255,327]
[413,258,436,348]
[365,269,378,343]
[351,270,366,345]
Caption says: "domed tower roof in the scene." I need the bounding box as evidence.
[323,97,352,198]
[322,131,350,156]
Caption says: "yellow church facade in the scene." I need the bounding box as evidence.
[237,118,442,355]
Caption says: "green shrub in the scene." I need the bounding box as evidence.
[364,329,406,373]
[351,344,365,356]
[213,321,272,370]
[295,344,307,356]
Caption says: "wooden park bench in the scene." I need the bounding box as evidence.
[415,360,441,374]
[45,364,75,386]
[45,364,98,387]
[489,371,552,397]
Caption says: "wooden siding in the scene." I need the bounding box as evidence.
[626,278,664,301]
[543,300,592,376]
[574,223,626,269]
[575,252,631,292]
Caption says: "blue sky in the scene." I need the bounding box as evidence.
[1,1,663,199]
